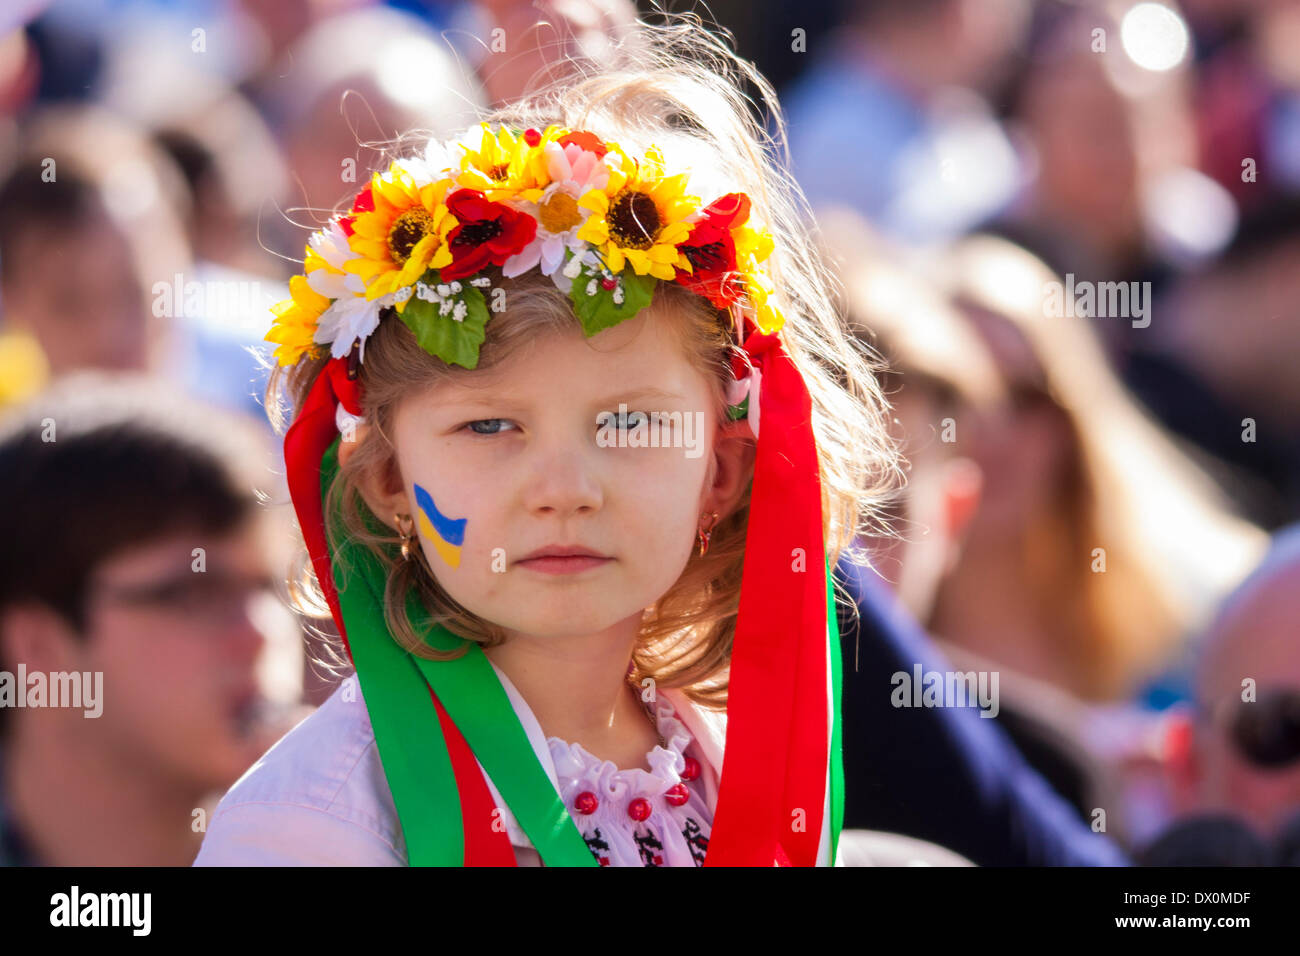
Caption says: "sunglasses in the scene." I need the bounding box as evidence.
[1207,691,1300,769]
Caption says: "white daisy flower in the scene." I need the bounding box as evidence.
[313,294,382,360]
[305,220,366,300]
[502,140,612,287]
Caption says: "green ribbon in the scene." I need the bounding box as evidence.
[321,437,595,866]
[825,555,844,865]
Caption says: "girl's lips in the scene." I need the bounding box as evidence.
[516,555,613,575]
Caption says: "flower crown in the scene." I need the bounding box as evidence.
[267,123,784,372]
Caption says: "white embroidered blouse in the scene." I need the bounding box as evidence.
[546,695,713,866]
[193,661,730,867]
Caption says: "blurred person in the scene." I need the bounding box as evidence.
[0,373,299,865]
[969,0,1300,533]
[102,59,295,420]
[928,235,1267,705]
[463,0,639,107]
[1132,198,1300,528]
[817,208,1001,621]
[1179,0,1300,207]
[818,209,1128,864]
[253,6,485,244]
[0,102,278,421]
[930,236,1269,846]
[992,0,1236,298]
[782,0,1029,244]
[0,104,189,385]
[1162,526,1300,841]
[825,224,1265,846]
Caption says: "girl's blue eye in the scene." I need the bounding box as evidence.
[597,411,650,430]
[465,419,516,435]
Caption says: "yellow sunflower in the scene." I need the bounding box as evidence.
[455,124,535,200]
[575,144,699,281]
[267,274,329,366]
[509,125,591,203]
[345,167,455,310]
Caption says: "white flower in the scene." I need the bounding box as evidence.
[502,141,612,288]
[552,247,600,294]
[392,156,437,188]
[313,294,382,360]
[423,128,484,181]
[305,220,366,300]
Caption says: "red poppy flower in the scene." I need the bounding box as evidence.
[674,193,749,308]
[442,189,537,280]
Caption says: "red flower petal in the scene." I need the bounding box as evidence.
[351,184,375,215]
[442,194,537,280]
[441,246,493,281]
[557,130,607,158]
[698,193,750,230]
[446,188,495,222]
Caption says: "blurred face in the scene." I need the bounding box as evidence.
[75,524,271,789]
[386,309,724,640]
[5,211,156,373]
[1193,576,1300,836]
[1021,52,1140,246]
[960,306,1075,526]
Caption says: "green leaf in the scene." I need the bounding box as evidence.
[397,275,490,369]
[568,263,656,337]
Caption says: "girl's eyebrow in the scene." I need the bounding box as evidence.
[436,386,687,411]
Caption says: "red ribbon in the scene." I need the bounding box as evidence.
[703,327,830,867]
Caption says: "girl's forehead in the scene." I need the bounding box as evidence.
[437,311,706,394]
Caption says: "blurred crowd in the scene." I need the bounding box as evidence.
[0,0,1297,866]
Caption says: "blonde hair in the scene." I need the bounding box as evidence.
[266,16,899,710]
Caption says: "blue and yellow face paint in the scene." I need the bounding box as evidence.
[413,483,467,569]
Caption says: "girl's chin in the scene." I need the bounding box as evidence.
[491,607,646,639]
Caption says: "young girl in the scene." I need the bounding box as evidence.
[194,22,895,867]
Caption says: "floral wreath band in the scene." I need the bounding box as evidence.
[266,123,784,386]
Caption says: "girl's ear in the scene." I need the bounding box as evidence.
[703,418,756,519]
[338,423,409,532]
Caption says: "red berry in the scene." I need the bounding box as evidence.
[600,277,617,291]
[665,783,690,806]
[574,791,599,815]
[681,757,701,781]
[523,128,541,147]
[628,797,652,821]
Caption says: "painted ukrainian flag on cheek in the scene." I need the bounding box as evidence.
[413,483,467,569]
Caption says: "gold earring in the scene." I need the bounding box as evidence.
[395,513,415,561]
[697,512,720,557]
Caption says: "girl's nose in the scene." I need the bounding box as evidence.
[522,443,605,517]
